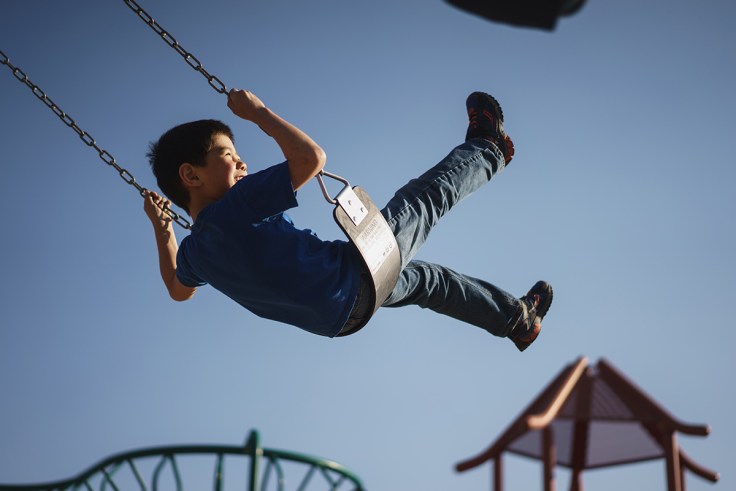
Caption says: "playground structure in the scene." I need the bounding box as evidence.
[456,356,719,491]
[0,430,364,491]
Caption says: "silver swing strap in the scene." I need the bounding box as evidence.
[317,171,401,325]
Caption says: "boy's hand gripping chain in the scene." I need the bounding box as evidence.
[0,50,192,230]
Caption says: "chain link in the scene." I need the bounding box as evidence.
[3,0,233,231]
[123,0,228,95]
[0,49,192,230]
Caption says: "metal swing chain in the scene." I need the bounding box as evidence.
[0,49,192,230]
[122,0,228,96]
[122,0,346,205]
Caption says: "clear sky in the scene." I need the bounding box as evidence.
[1,0,734,490]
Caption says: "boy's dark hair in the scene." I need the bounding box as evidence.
[147,119,234,214]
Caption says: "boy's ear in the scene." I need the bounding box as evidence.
[179,163,201,189]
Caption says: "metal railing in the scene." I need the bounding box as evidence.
[0,431,365,491]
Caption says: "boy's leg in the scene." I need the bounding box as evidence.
[377,92,552,349]
[380,92,513,270]
[382,260,553,350]
[380,139,505,270]
[382,260,519,337]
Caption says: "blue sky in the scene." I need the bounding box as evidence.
[1,0,734,490]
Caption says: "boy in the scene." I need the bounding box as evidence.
[144,89,552,351]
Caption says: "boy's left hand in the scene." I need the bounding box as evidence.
[227,89,267,122]
[144,191,173,227]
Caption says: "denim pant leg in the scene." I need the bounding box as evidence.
[385,260,519,336]
[380,139,521,336]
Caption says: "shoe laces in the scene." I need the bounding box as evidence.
[523,294,540,317]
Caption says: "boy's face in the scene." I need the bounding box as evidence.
[196,133,247,200]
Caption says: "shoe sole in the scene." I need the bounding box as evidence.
[531,281,554,320]
[513,281,553,352]
[468,91,504,122]
[468,92,515,163]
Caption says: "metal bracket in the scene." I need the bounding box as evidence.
[335,186,368,226]
[316,170,368,226]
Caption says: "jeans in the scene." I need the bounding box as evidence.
[376,138,521,337]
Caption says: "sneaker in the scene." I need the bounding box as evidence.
[510,281,553,352]
[465,91,515,164]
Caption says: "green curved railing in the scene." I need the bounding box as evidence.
[0,431,365,491]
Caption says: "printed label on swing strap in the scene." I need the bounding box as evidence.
[354,216,396,274]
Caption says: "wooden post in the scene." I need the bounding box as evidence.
[570,469,583,491]
[680,458,687,491]
[569,369,591,491]
[543,427,556,491]
[664,431,682,491]
[494,454,503,491]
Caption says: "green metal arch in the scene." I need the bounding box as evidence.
[0,431,365,491]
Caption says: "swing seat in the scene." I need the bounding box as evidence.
[318,173,401,336]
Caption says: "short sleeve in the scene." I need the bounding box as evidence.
[176,240,207,288]
[230,161,298,218]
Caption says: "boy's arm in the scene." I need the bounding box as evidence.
[227,89,326,190]
[143,191,197,302]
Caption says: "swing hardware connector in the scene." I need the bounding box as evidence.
[317,171,368,226]
[0,49,192,230]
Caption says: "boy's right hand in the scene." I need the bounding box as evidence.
[144,191,172,227]
[227,88,267,122]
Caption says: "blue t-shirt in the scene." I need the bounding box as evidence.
[176,162,362,337]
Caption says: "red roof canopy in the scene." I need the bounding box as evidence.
[456,357,718,491]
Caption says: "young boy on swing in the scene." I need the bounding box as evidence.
[144,89,552,351]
